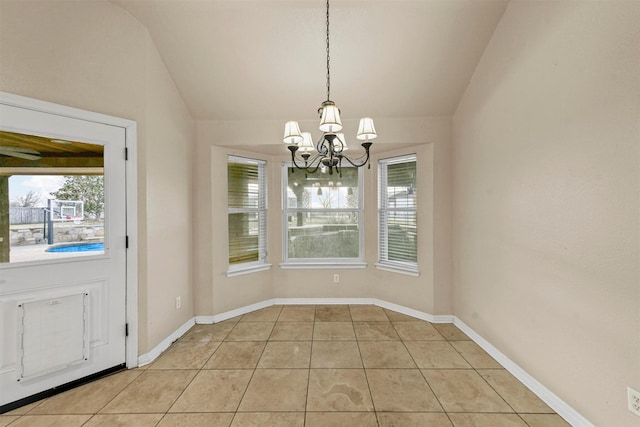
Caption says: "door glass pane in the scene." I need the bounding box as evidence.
[1,131,105,264]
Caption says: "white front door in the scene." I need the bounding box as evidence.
[0,101,128,407]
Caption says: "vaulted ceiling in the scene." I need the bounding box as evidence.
[112,0,509,122]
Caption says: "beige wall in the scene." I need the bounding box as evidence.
[369,135,452,317]
[369,144,434,314]
[210,146,273,315]
[194,118,453,317]
[452,1,640,425]
[0,0,196,354]
[433,121,454,315]
[143,33,195,349]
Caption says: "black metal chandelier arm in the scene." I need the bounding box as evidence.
[340,153,370,168]
[289,151,325,174]
[288,154,306,170]
[288,146,310,170]
[303,161,325,174]
[316,138,330,156]
[339,144,372,168]
[336,156,343,175]
[298,158,325,174]
[289,152,310,170]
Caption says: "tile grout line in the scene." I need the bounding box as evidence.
[83,369,145,423]
[158,337,223,424]
[228,305,281,424]
[352,306,384,426]
[155,318,238,425]
[447,338,523,419]
[390,319,453,422]
[302,306,317,427]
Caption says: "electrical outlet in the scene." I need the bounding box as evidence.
[628,387,640,416]
[175,296,181,310]
[333,274,340,283]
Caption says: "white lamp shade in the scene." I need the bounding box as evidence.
[319,104,343,133]
[356,117,377,140]
[283,121,303,144]
[335,133,349,151]
[298,132,315,152]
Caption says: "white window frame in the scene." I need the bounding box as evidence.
[376,154,419,276]
[226,155,271,277]
[280,162,366,269]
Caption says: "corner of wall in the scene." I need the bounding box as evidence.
[433,117,454,315]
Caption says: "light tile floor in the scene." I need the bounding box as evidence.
[1,305,572,427]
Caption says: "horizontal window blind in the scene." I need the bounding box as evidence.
[379,155,417,266]
[228,156,267,266]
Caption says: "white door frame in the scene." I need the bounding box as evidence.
[0,91,139,369]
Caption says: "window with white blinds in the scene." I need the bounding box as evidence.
[378,154,418,275]
[227,156,268,275]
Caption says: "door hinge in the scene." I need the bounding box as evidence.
[125,235,129,249]
[125,323,129,337]
[125,147,129,160]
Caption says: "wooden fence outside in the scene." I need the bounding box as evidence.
[9,207,46,225]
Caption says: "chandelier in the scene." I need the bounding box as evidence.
[283,0,377,175]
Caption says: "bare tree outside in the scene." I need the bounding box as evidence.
[318,190,335,208]
[10,190,41,208]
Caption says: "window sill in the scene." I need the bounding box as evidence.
[226,263,272,277]
[280,261,367,270]
[375,262,420,277]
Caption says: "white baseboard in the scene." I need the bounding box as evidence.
[194,315,216,324]
[137,298,590,426]
[210,299,275,323]
[453,317,593,427]
[273,297,373,306]
[137,317,195,367]
[373,299,453,323]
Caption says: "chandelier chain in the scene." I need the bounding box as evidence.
[326,0,330,101]
[283,0,375,174]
